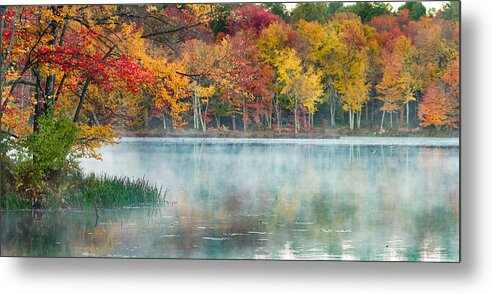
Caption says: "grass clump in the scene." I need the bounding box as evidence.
[0,169,165,210]
[0,192,33,210]
[69,173,164,209]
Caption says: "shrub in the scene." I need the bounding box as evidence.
[10,112,79,199]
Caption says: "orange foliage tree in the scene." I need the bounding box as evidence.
[418,60,459,129]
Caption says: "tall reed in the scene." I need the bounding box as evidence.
[1,173,165,210]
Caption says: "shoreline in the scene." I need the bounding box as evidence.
[116,136,460,147]
[117,128,459,139]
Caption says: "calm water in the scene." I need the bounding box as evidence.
[1,137,460,261]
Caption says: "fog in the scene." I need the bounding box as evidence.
[1,137,459,260]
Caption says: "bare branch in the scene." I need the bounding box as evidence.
[6,79,36,87]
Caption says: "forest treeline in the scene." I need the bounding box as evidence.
[0,1,460,204]
[1,2,459,140]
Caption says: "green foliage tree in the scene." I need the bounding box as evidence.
[398,2,427,21]
[209,4,236,36]
[262,3,288,20]
[344,2,393,23]
[12,112,79,198]
[327,2,345,16]
[290,3,331,23]
[439,1,460,20]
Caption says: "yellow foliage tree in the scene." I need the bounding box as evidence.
[275,49,323,133]
[181,38,228,131]
[330,13,372,130]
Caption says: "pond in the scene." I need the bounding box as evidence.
[0,137,460,261]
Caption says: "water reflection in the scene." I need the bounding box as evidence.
[1,139,459,261]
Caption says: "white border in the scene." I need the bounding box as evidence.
[2,1,490,293]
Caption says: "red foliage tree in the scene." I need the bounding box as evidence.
[227,4,280,35]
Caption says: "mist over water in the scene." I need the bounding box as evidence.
[1,137,459,261]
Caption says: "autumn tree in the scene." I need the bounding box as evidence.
[1,6,157,196]
[1,2,461,151]
[1,6,152,153]
[226,4,279,35]
[258,21,296,132]
[220,28,275,130]
[404,14,459,125]
[275,49,323,134]
[181,38,227,131]
[376,34,415,129]
[418,84,452,129]
[330,13,372,130]
[418,59,459,129]
[296,20,340,127]
[141,53,191,129]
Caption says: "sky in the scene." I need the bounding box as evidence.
[284,1,448,12]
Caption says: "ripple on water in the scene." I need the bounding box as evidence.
[292,221,314,225]
[202,237,230,241]
[248,231,267,235]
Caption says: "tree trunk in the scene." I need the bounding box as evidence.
[232,113,236,131]
[142,94,151,129]
[275,97,282,134]
[406,102,410,127]
[301,108,305,132]
[33,74,43,133]
[194,94,198,129]
[390,111,393,129]
[352,109,356,130]
[243,97,247,131]
[357,110,362,129]
[73,79,90,123]
[215,114,220,128]
[294,97,298,134]
[310,111,314,130]
[354,111,357,129]
[193,91,198,129]
[352,110,355,130]
[381,110,385,130]
[399,108,404,128]
[348,109,351,130]
[330,91,337,127]
[89,111,100,126]
[198,103,206,131]
[73,46,114,123]
[203,96,209,131]
[43,7,61,112]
